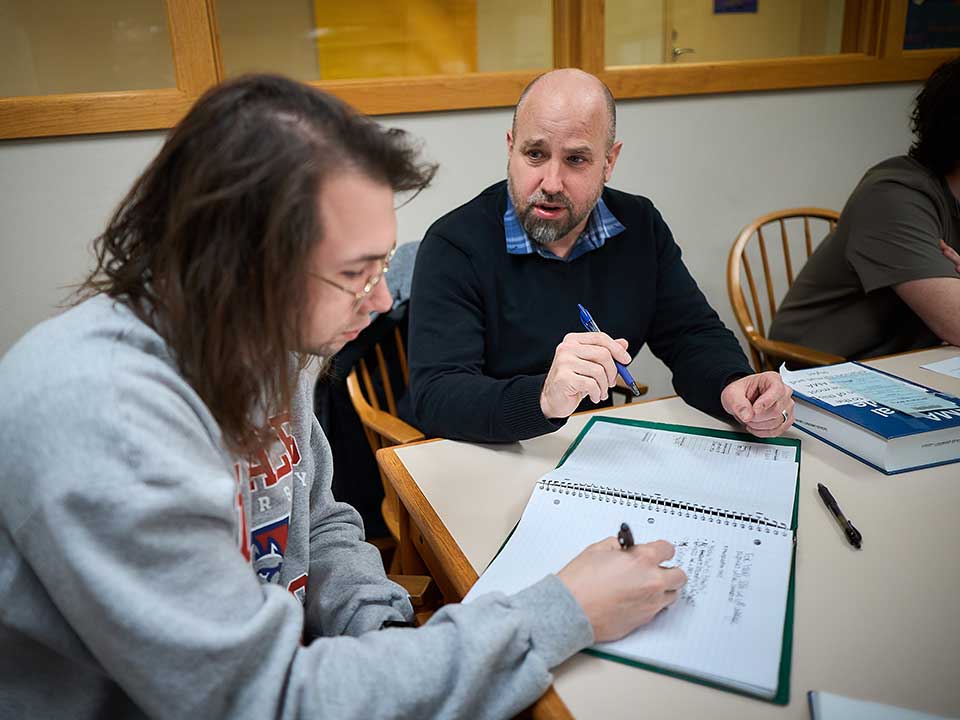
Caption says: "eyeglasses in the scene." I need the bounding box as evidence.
[312,244,396,310]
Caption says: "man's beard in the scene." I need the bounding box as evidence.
[508,175,601,247]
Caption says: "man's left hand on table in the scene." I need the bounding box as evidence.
[720,371,795,438]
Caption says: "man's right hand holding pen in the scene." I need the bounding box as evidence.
[540,331,633,419]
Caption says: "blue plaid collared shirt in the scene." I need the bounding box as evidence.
[504,193,626,262]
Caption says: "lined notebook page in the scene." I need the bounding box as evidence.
[544,421,799,527]
[466,483,791,697]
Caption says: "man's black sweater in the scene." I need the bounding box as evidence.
[407,181,753,442]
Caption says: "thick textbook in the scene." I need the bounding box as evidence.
[465,417,801,704]
[780,362,960,474]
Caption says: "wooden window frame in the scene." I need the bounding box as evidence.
[0,0,220,140]
[1,0,956,140]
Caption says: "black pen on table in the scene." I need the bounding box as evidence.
[617,522,634,550]
[817,483,862,549]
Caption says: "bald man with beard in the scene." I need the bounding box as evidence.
[408,69,795,443]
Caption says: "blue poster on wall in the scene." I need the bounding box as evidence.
[714,0,758,13]
[903,0,960,50]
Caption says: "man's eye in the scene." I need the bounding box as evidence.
[568,156,586,165]
[526,150,543,161]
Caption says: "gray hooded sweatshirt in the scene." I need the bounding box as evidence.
[0,295,593,719]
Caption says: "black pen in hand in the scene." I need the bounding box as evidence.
[817,483,862,549]
[617,522,634,550]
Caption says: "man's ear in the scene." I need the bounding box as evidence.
[604,141,623,183]
[506,130,514,153]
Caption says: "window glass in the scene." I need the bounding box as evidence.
[0,0,174,97]
[215,0,552,82]
[606,0,847,67]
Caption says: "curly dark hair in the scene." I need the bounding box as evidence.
[908,56,960,177]
[79,74,436,455]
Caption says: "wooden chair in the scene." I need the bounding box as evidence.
[727,208,847,372]
[345,316,455,617]
[346,320,423,568]
[346,320,463,607]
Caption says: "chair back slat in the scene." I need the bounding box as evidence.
[803,217,813,258]
[394,327,409,385]
[358,358,381,412]
[779,219,794,286]
[374,343,398,417]
[742,253,766,339]
[755,227,777,322]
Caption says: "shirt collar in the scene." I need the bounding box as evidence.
[504,192,626,262]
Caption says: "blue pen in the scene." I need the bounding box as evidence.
[577,304,641,397]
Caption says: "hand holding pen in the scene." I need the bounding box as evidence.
[578,305,642,397]
[556,524,686,642]
[539,305,636,419]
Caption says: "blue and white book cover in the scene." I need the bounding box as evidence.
[780,362,960,439]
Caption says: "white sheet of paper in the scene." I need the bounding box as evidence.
[809,691,958,720]
[920,355,960,380]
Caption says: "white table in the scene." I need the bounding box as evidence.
[379,347,960,719]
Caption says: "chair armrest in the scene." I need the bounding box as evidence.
[357,405,425,445]
[387,574,441,614]
[750,336,845,367]
[346,370,425,445]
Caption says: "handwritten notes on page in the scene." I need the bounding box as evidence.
[465,481,791,698]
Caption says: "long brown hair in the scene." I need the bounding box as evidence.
[80,74,435,455]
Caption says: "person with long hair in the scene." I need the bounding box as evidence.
[0,74,685,719]
[770,56,960,359]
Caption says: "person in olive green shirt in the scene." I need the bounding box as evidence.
[770,57,960,360]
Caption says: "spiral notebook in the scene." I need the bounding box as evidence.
[465,416,801,704]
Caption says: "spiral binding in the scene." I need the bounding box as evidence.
[538,478,789,535]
